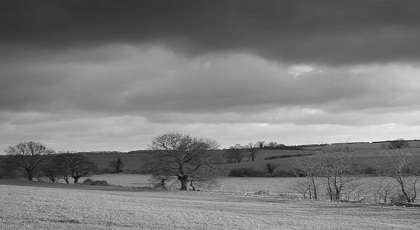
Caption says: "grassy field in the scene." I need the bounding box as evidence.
[1,181,419,230]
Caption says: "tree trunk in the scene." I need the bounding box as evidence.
[73,176,81,184]
[178,175,188,191]
[26,169,34,181]
[311,177,318,200]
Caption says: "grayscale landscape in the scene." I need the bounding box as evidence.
[1,1,420,229]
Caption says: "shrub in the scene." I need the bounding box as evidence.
[272,169,300,177]
[82,179,108,186]
[228,168,265,177]
[360,167,377,175]
[82,179,93,184]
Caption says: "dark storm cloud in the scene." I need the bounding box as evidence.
[2,0,420,65]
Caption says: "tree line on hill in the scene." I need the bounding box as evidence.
[0,141,126,183]
[223,141,303,163]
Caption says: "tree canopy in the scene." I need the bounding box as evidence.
[145,132,221,191]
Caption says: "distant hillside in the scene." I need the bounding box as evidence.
[77,140,420,174]
[85,150,155,173]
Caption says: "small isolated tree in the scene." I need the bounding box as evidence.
[380,149,419,203]
[109,157,124,173]
[146,132,221,191]
[266,163,279,175]
[223,144,245,163]
[54,152,97,183]
[5,141,54,181]
[245,142,261,161]
[257,141,265,149]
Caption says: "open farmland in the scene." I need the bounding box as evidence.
[1,182,420,230]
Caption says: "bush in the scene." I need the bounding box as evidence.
[360,167,377,175]
[82,179,93,184]
[82,179,108,186]
[228,168,265,177]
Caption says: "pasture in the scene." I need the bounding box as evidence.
[1,181,420,230]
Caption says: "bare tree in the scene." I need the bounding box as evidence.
[40,157,60,182]
[245,142,260,161]
[109,157,124,173]
[147,132,221,191]
[319,148,358,201]
[294,154,322,200]
[5,141,54,181]
[290,178,313,199]
[223,144,245,163]
[54,152,97,183]
[371,179,395,204]
[380,149,419,203]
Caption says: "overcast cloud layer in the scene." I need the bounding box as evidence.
[1,0,420,152]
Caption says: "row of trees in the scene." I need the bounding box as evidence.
[292,147,420,203]
[223,142,264,163]
[2,141,97,183]
[223,141,303,163]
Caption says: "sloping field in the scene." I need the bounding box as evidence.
[0,182,419,230]
[86,152,154,172]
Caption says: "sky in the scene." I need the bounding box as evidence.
[1,0,420,152]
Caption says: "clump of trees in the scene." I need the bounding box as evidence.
[291,145,420,204]
[263,142,303,150]
[380,139,410,150]
[52,152,97,183]
[223,144,245,163]
[144,132,222,191]
[223,141,265,163]
[292,147,358,201]
[3,141,97,183]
